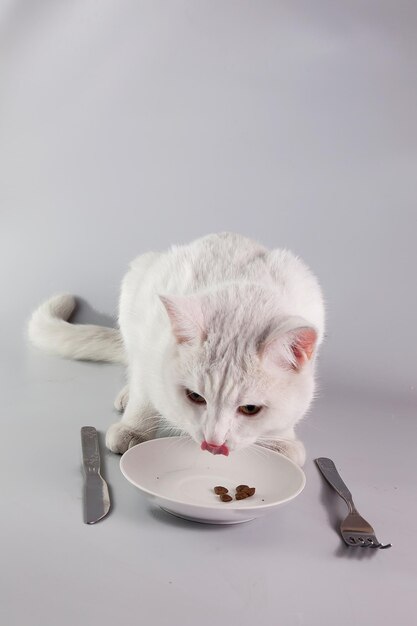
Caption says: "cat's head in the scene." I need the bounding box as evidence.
[159,287,320,458]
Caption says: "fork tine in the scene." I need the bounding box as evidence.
[342,534,392,549]
[316,458,392,550]
[369,538,393,549]
[362,539,392,549]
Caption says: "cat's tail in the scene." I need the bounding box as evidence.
[27,294,126,364]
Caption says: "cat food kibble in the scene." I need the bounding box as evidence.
[214,486,228,495]
[215,484,257,502]
[235,485,256,500]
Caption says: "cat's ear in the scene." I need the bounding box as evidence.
[259,317,317,371]
[159,295,206,344]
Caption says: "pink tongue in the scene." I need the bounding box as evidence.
[201,441,229,456]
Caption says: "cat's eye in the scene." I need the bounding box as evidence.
[185,389,207,404]
[238,405,262,416]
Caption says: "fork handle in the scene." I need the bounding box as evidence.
[315,457,355,512]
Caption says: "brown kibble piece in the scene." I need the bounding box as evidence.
[220,494,233,502]
[214,486,228,495]
[235,486,256,500]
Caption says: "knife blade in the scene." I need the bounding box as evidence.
[81,426,110,524]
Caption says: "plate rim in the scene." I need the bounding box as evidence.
[119,436,306,512]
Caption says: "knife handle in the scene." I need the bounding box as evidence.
[81,426,101,474]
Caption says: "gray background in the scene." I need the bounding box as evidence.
[1,2,416,626]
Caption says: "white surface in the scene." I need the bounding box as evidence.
[1,2,416,626]
[120,437,305,523]
[2,360,415,626]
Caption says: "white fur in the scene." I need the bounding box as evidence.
[28,233,325,466]
[28,293,125,363]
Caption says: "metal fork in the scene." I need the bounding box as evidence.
[315,457,392,549]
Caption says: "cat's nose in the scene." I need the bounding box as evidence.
[201,440,229,456]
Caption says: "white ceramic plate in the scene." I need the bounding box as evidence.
[120,436,306,524]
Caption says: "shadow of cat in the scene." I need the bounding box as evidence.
[69,296,116,328]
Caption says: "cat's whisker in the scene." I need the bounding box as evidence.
[238,446,252,462]
[250,444,270,460]
[176,436,193,452]
[162,423,187,438]
[162,429,187,448]
[136,424,155,435]
[253,440,281,458]
[164,434,192,456]
[31,235,324,473]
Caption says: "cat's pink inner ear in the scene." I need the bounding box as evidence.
[289,327,317,367]
[159,295,206,344]
[260,325,317,371]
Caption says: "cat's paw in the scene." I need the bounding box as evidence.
[114,385,129,412]
[259,438,306,467]
[105,421,146,454]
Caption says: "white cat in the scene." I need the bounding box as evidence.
[28,232,325,466]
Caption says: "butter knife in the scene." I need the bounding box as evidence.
[81,426,110,524]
